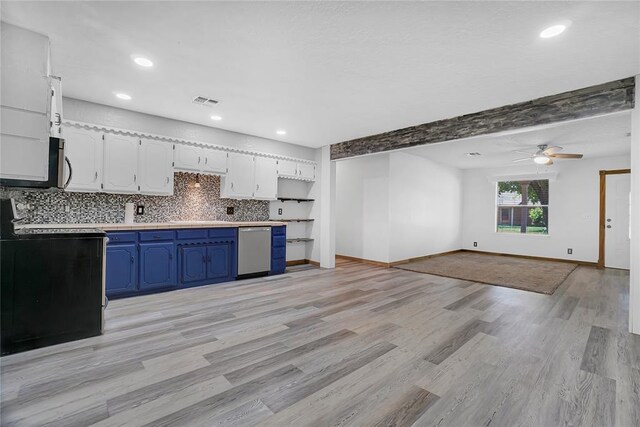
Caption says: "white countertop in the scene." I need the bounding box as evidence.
[16,220,286,231]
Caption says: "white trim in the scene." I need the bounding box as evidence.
[62,120,317,165]
[488,172,558,183]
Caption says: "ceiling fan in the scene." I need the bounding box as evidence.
[512,144,583,165]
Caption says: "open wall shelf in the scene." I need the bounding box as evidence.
[277,197,315,203]
[287,238,314,243]
[269,219,314,223]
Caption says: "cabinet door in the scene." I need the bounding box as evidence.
[254,157,278,200]
[139,242,176,290]
[103,134,139,193]
[297,163,316,181]
[277,160,298,178]
[202,148,227,174]
[223,153,255,198]
[139,139,173,195]
[106,244,137,296]
[174,144,202,172]
[207,243,230,281]
[180,246,207,284]
[64,128,103,192]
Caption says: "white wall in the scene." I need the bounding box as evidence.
[630,76,639,335]
[335,151,463,263]
[388,152,463,262]
[335,154,391,263]
[63,97,317,161]
[461,155,631,263]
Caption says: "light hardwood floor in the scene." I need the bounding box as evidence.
[1,259,638,426]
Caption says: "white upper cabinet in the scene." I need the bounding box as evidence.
[277,159,315,181]
[298,163,316,181]
[277,160,298,178]
[64,127,103,192]
[202,147,227,174]
[173,144,202,172]
[253,157,278,200]
[103,134,139,194]
[222,153,255,199]
[139,139,173,195]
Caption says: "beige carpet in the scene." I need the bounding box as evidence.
[394,252,578,294]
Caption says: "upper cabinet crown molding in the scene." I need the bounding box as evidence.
[62,120,316,166]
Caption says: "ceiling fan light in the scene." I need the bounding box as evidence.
[534,155,551,165]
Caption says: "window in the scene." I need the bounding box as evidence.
[496,179,548,234]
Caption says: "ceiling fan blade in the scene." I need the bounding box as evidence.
[543,146,563,154]
[513,150,535,155]
[546,159,554,165]
[512,157,533,162]
[548,153,583,159]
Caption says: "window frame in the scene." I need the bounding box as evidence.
[494,179,550,236]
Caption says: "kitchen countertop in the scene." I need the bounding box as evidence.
[16,220,286,231]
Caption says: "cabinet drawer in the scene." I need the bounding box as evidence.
[272,246,285,260]
[139,230,175,242]
[107,232,137,244]
[176,229,208,240]
[209,228,237,239]
[272,226,286,236]
[272,235,286,248]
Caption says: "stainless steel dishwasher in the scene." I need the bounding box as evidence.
[237,227,272,278]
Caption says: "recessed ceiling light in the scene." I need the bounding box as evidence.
[133,56,154,67]
[276,129,287,135]
[466,152,481,157]
[115,92,132,100]
[540,24,568,39]
[210,115,222,121]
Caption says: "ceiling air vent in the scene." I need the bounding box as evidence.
[192,96,219,107]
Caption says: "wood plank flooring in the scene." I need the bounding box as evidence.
[1,259,638,426]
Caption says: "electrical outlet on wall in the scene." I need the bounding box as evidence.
[136,205,144,215]
[226,206,234,215]
[278,208,283,215]
[567,248,573,255]
[473,242,478,247]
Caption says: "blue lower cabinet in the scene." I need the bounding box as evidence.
[180,246,207,284]
[139,242,176,291]
[207,243,231,280]
[106,244,137,296]
[270,226,286,275]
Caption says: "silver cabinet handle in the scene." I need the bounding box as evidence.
[256,184,260,191]
[166,176,170,184]
[133,174,137,183]
[205,157,208,165]
[231,182,234,190]
[198,156,201,164]
[94,171,98,182]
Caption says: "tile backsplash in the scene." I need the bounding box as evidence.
[0,173,269,224]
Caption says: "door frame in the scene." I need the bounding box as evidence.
[598,168,631,269]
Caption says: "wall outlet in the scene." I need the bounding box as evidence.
[136,205,144,215]
[473,242,478,247]
[567,248,573,255]
[226,206,234,215]
[278,208,283,215]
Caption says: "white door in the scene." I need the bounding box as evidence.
[605,173,631,269]
[277,159,298,178]
[103,134,139,194]
[64,128,103,192]
[139,139,173,195]
[298,163,316,181]
[174,144,202,172]
[202,148,227,174]
[254,157,278,200]
[223,153,255,198]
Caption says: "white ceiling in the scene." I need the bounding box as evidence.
[1,1,638,148]
[404,112,632,169]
